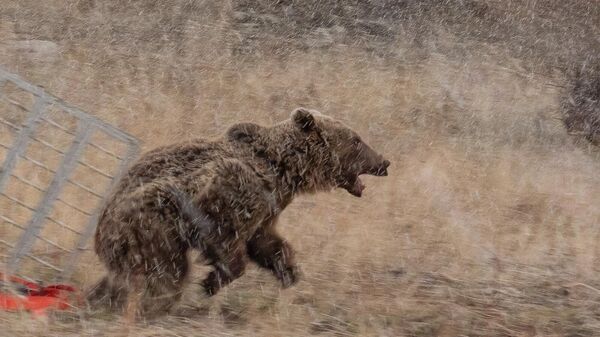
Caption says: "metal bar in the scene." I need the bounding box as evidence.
[6,272,37,283]
[4,66,141,145]
[35,98,138,146]
[0,96,47,195]
[0,192,36,212]
[0,68,46,97]
[30,136,66,154]
[56,198,93,216]
[43,117,126,159]
[61,142,139,280]
[0,239,44,283]
[39,118,124,159]
[6,122,94,273]
[23,253,63,272]
[3,97,30,112]
[61,104,139,145]
[0,118,21,130]
[0,215,71,253]
[40,116,74,135]
[66,179,103,199]
[34,239,72,254]
[45,216,83,236]
[88,142,124,160]
[0,239,14,248]
[0,214,25,230]
[19,154,56,173]
[9,173,45,192]
[77,160,113,179]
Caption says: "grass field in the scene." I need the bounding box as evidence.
[1,1,600,336]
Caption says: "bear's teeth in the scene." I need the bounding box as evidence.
[356,178,365,191]
[350,177,365,197]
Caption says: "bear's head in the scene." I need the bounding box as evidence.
[226,108,390,197]
[290,108,390,197]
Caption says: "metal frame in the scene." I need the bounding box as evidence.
[0,67,140,281]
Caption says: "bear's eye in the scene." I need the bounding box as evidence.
[352,137,362,146]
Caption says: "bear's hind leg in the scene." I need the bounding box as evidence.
[201,241,247,296]
[139,252,190,317]
[86,272,128,312]
[247,227,299,288]
[124,274,143,324]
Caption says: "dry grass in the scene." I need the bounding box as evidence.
[1,1,600,336]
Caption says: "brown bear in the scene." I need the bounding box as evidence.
[87,108,390,317]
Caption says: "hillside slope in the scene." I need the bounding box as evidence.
[1,1,600,336]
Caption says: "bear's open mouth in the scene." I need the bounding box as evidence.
[341,175,365,198]
[339,160,389,197]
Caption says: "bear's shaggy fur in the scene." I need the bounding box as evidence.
[88,108,390,316]
[562,65,600,145]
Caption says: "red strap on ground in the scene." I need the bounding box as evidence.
[0,272,78,315]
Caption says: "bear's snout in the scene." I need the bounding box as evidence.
[366,159,390,177]
[375,159,390,176]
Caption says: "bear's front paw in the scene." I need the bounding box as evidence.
[279,265,300,288]
[201,279,220,297]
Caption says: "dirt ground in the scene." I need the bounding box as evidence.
[1,1,600,336]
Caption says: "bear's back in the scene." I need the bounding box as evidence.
[111,139,233,195]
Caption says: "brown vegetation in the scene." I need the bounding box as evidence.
[1,1,600,336]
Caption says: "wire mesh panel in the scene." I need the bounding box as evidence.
[0,68,139,282]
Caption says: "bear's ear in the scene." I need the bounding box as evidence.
[292,107,318,131]
[226,123,263,143]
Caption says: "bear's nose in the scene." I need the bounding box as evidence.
[374,159,390,176]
